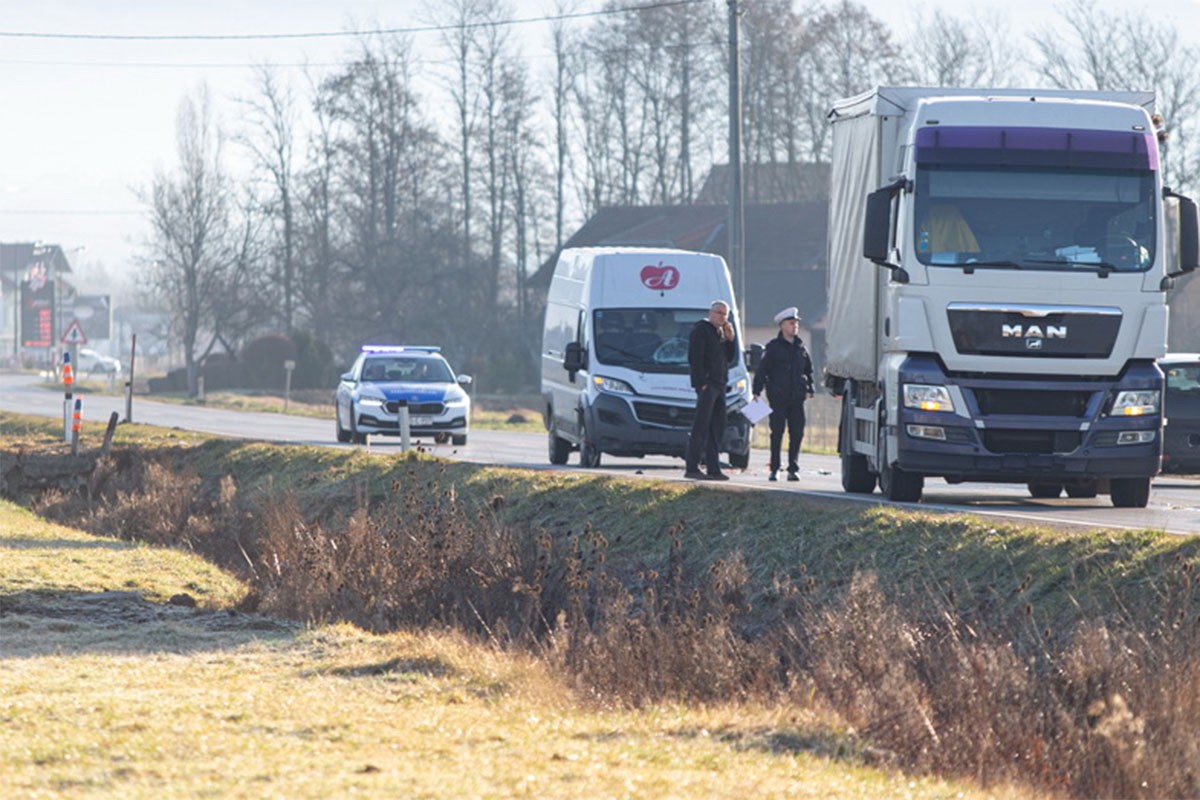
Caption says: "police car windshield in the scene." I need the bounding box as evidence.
[361,357,452,383]
[593,308,720,373]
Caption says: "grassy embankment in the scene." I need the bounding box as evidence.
[4,410,1199,797]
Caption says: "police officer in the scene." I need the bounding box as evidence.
[752,306,814,481]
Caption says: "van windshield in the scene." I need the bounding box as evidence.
[593,308,714,373]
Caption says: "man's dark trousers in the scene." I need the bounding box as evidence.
[769,401,805,473]
[686,384,726,475]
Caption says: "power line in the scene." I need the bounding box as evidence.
[0,0,705,42]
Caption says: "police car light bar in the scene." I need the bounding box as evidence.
[360,345,442,353]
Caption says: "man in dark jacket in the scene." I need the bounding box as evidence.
[684,300,737,480]
[752,306,814,481]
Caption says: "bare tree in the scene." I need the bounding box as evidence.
[236,65,299,333]
[1030,0,1200,188]
[141,85,240,396]
[904,9,1024,88]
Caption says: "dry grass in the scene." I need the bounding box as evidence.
[0,501,1001,800]
[11,413,1200,797]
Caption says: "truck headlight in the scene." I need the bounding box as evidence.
[593,375,634,395]
[1111,389,1159,416]
[903,383,954,412]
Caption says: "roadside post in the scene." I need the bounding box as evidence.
[124,333,136,424]
[283,359,296,412]
[61,351,74,442]
[397,398,410,451]
[70,398,82,455]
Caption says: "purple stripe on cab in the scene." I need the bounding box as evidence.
[914,127,1157,170]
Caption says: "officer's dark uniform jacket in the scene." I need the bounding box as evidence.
[752,333,814,407]
[688,320,736,391]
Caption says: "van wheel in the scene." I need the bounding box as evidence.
[1110,477,1151,508]
[579,419,602,468]
[841,453,876,494]
[548,422,570,465]
[879,462,922,502]
[1027,482,1064,499]
[728,450,749,470]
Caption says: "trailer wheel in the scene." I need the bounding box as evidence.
[1110,477,1151,508]
[879,462,923,502]
[841,453,876,494]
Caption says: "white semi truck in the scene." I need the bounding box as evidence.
[824,87,1199,507]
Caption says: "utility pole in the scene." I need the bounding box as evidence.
[727,0,746,328]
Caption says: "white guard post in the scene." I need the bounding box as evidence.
[397,400,410,451]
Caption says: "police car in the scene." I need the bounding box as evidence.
[335,346,472,445]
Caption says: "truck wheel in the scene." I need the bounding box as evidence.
[1110,477,1151,508]
[879,462,923,502]
[841,453,876,494]
[579,418,602,468]
[1065,481,1098,499]
[728,450,750,470]
[1027,482,1063,499]
[548,422,570,465]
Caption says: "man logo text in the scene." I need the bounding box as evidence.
[1001,324,1066,339]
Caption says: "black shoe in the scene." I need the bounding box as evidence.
[684,470,707,480]
[787,471,799,482]
[706,472,730,481]
[768,470,778,482]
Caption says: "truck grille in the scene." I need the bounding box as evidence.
[982,429,1081,454]
[972,388,1093,417]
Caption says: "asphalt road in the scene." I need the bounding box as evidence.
[5,371,1200,535]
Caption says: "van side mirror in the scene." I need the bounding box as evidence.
[745,343,763,371]
[864,178,910,284]
[563,341,585,377]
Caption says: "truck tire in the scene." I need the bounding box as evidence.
[879,462,923,502]
[1110,477,1151,508]
[1027,482,1063,499]
[548,421,570,465]
[841,453,876,494]
[579,418,602,468]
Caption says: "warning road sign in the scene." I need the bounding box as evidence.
[61,319,88,346]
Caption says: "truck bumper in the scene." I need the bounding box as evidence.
[892,355,1163,481]
[588,392,751,458]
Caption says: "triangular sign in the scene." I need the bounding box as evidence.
[61,319,88,345]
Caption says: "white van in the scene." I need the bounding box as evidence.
[541,247,753,468]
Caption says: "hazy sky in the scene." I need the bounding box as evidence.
[3,0,1198,290]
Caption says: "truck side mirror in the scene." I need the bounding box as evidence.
[863,178,910,283]
[745,343,763,371]
[863,187,894,264]
[1177,195,1199,274]
[563,341,585,377]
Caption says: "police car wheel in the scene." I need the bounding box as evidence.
[433,433,450,444]
[452,434,468,446]
[335,413,352,443]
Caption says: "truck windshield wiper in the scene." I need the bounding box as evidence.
[1023,258,1116,276]
[951,259,1024,273]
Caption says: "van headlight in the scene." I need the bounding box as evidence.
[1111,389,1159,416]
[903,383,954,412]
[593,375,634,395]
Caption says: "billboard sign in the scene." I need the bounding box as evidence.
[20,273,54,348]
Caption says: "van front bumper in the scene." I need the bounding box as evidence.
[588,393,750,458]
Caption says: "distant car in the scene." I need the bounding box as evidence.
[335,346,472,445]
[75,347,122,376]
[1161,353,1200,473]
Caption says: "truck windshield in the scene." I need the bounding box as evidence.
[592,308,718,373]
[913,166,1156,272]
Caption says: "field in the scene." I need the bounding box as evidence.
[3,411,1199,798]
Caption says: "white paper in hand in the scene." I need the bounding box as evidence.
[742,397,772,425]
